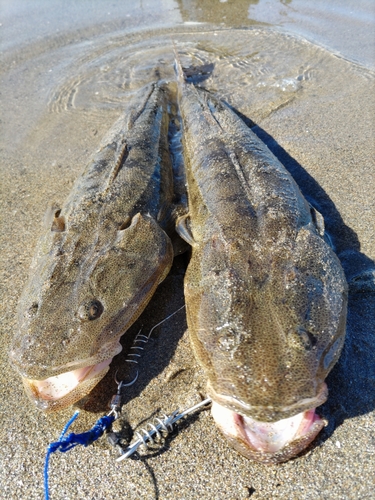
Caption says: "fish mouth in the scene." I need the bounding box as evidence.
[11,338,124,411]
[207,381,328,422]
[211,398,327,464]
[22,358,114,412]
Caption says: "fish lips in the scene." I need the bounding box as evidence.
[208,382,328,463]
[13,340,123,411]
[207,380,329,422]
[211,401,326,464]
[22,361,112,411]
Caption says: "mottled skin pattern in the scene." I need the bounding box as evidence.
[10,83,174,411]
[176,80,348,461]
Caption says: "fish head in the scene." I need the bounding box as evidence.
[10,212,173,411]
[187,223,347,462]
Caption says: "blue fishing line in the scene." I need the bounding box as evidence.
[44,411,115,500]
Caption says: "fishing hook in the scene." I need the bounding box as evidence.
[108,305,185,419]
[116,398,212,461]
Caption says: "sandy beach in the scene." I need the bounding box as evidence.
[1,1,374,499]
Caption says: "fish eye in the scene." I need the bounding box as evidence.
[296,327,317,350]
[78,300,104,321]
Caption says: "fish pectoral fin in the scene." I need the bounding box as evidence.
[308,204,336,249]
[309,204,325,238]
[176,214,196,247]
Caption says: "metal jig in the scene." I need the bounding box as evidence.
[116,398,212,461]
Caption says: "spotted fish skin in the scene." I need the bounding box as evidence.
[175,70,348,462]
[10,83,174,411]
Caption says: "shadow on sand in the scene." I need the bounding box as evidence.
[242,111,375,442]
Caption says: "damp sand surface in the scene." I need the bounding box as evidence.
[1,1,374,499]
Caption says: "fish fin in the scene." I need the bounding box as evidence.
[51,214,66,232]
[115,213,144,245]
[160,201,191,255]
[44,204,66,232]
[176,214,196,247]
[115,212,171,248]
[173,42,186,85]
[309,204,325,237]
[117,215,132,231]
[309,204,335,249]
[109,142,129,183]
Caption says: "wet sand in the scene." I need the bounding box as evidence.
[1,2,374,499]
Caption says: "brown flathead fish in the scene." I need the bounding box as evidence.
[10,83,174,411]
[175,60,348,463]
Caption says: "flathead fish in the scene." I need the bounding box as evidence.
[175,60,348,463]
[10,83,174,411]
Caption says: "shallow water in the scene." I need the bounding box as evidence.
[1,1,374,499]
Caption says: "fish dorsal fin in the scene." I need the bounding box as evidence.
[175,214,196,247]
[109,142,129,184]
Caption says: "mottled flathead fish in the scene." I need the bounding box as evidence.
[10,83,175,411]
[11,62,348,464]
[174,57,348,463]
